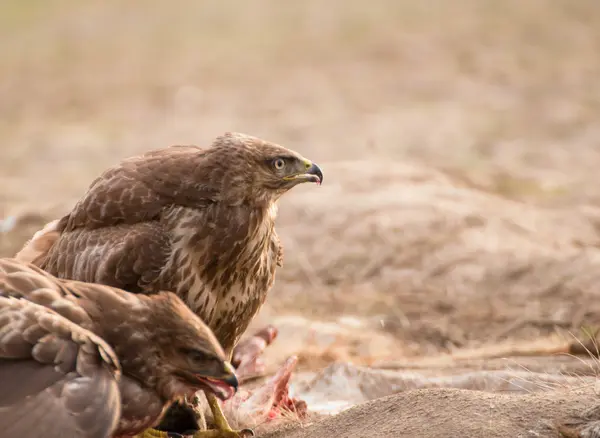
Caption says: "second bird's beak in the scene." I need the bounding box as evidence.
[222,361,239,392]
[197,361,239,401]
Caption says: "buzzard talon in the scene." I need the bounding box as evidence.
[191,430,254,438]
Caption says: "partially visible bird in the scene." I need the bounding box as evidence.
[0,258,239,438]
[16,132,323,437]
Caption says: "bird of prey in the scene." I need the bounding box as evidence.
[16,132,323,437]
[0,258,239,438]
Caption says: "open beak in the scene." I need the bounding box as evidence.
[196,361,239,401]
[305,162,323,185]
[284,162,324,185]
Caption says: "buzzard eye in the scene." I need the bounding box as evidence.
[183,348,209,363]
[273,158,285,170]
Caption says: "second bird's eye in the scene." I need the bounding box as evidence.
[273,158,285,170]
[184,348,208,363]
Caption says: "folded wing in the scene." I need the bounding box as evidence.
[0,296,122,438]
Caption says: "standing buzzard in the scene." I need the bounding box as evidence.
[0,258,238,438]
[17,132,323,437]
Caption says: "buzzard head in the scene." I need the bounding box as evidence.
[141,293,239,401]
[209,132,324,206]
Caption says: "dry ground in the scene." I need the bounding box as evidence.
[262,387,600,438]
[3,1,600,436]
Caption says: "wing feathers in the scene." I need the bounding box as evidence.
[0,297,121,438]
[0,259,94,327]
[14,219,61,266]
[61,146,217,232]
[40,222,170,293]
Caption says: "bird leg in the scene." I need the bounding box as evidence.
[169,326,278,438]
[134,428,185,438]
[191,391,255,438]
[191,431,252,438]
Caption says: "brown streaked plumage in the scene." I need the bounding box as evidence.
[0,258,238,438]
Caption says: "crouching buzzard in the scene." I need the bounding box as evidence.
[0,258,238,438]
[17,132,323,437]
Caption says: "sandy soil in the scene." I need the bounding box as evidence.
[3,1,600,437]
[263,388,598,438]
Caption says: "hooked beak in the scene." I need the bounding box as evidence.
[305,162,324,185]
[196,361,239,401]
[283,161,324,185]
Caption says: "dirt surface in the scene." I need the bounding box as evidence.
[263,388,598,438]
[3,1,600,437]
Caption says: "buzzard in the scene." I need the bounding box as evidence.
[0,258,238,438]
[17,132,323,437]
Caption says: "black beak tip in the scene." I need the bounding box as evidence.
[226,373,239,393]
[308,162,324,184]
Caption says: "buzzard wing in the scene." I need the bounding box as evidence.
[61,145,219,231]
[27,146,222,291]
[0,258,94,326]
[0,296,121,438]
[39,221,172,293]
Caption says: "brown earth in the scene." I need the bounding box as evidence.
[3,1,600,437]
[263,388,599,438]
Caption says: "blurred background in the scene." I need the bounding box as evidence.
[2,0,600,373]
